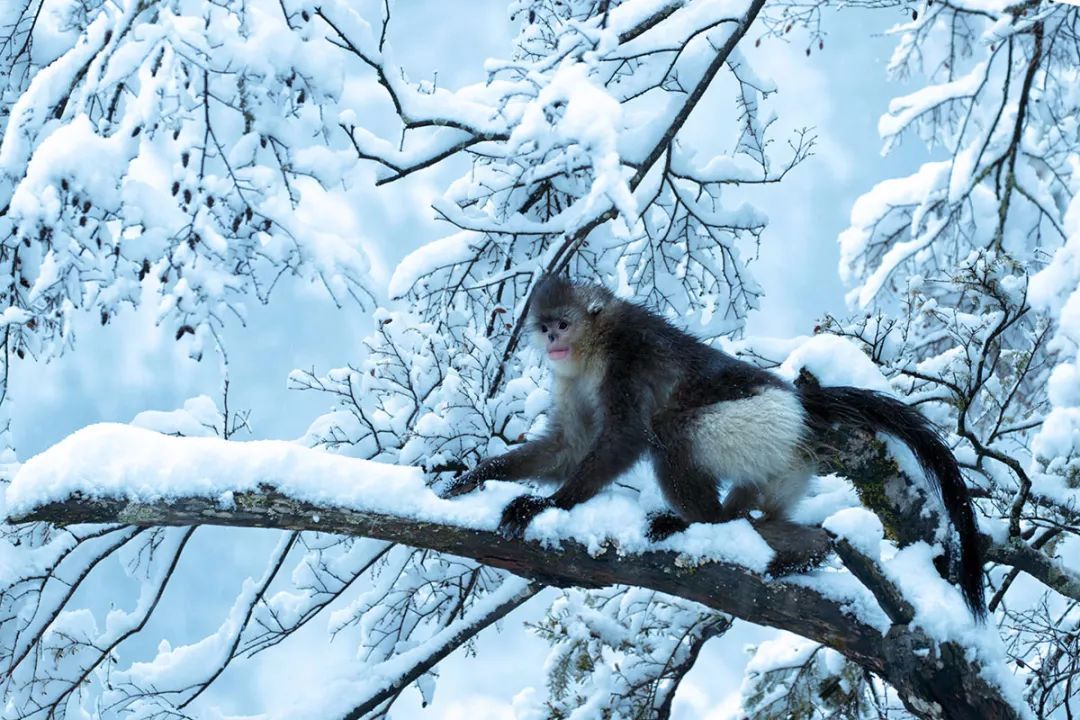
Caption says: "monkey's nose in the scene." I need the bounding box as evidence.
[548,333,556,342]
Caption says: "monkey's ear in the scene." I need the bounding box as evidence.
[581,285,612,316]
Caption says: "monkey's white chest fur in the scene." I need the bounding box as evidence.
[687,388,810,494]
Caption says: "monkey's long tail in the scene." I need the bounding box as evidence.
[797,383,987,621]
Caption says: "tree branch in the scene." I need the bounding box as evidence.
[985,535,1080,606]
[342,577,540,720]
[11,477,1017,719]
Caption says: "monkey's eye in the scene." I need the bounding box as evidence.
[558,320,568,330]
[539,324,548,333]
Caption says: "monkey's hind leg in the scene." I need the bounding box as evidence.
[753,519,831,575]
[754,470,831,574]
[719,483,760,522]
[646,445,728,541]
[645,511,690,542]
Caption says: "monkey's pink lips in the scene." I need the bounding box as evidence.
[548,347,571,361]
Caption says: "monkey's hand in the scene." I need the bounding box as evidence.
[497,494,554,540]
[645,512,690,542]
[440,468,483,499]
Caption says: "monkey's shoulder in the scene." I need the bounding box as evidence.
[594,301,699,361]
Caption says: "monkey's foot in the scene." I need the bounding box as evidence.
[497,495,554,539]
[751,519,832,575]
[645,512,690,542]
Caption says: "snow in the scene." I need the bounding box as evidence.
[6,423,466,525]
[0,0,1070,716]
[851,215,948,308]
[672,147,768,184]
[0,9,113,176]
[838,160,950,303]
[283,577,533,720]
[4,423,776,572]
[822,507,883,559]
[777,333,894,394]
[390,231,480,299]
[9,113,132,223]
[785,570,891,633]
[878,61,989,141]
[508,61,636,224]
[117,573,263,691]
[0,307,33,327]
[880,543,1027,710]
[1029,184,1080,508]
[791,474,862,526]
[131,395,224,437]
[526,493,774,572]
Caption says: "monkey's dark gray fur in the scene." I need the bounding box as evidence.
[444,275,986,619]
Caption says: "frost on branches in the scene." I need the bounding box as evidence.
[1,0,1078,719]
[292,0,812,716]
[0,0,374,372]
[525,588,731,719]
[829,0,1080,716]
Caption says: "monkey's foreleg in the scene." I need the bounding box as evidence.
[441,466,489,498]
[497,425,645,539]
[441,436,564,498]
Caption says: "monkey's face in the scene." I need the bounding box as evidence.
[531,309,587,377]
[527,275,610,378]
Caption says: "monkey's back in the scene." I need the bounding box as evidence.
[595,299,787,416]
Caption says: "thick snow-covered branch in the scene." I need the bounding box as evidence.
[4,424,1023,719]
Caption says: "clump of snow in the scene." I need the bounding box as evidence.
[506,61,636,227]
[778,333,894,393]
[274,576,534,720]
[524,491,773,572]
[1028,191,1080,507]
[823,507,883,559]
[389,231,479,299]
[9,113,132,225]
[791,474,861,526]
[743,632,819,676]
[217,490,236,510]
[1047,361,1080,408]
[879,62,989,142]
[786,570,892,633]
[5,423,499,530]
[116,574,261,690]
[131,395,223,437]
[0,307,33,327]
[838,161,951,306]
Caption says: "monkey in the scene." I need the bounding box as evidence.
[442,274,986,619]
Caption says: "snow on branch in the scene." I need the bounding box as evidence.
[4,423,1027,718]
[356,0,801,360]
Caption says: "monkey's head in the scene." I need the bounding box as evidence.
[527,274,612,377]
